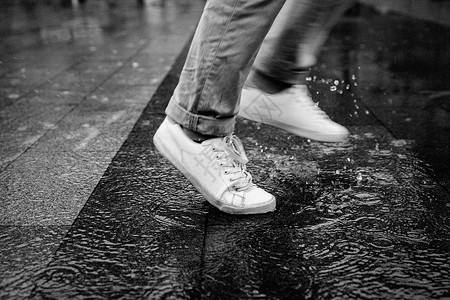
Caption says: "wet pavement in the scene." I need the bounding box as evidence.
[1,0,450,299]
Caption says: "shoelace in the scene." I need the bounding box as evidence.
[290,85,331,120]
[212,135,254,192]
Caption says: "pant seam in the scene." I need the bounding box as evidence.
[198,0,240,109]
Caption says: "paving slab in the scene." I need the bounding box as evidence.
[0,226,71,299]
[1,1,450,299]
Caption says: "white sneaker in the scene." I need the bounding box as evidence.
[239,85,350,142]
[153,117,276,214]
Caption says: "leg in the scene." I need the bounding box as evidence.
[239,0,354,142]
[154,0,286,214]
[253,0,356,83]
[165,0,286,137]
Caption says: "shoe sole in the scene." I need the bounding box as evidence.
[153,129,276,215]
[239,110,349,143]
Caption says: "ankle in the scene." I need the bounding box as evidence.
[182,127,218,143]
[245,70,291,94]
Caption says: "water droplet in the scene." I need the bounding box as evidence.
[356,173,363,181]
[132,62,139,68]
[8,94,20,99]
[330,86,337,92]
[335,170,340,175]
[334,80,340,85]
[352,74,357,80]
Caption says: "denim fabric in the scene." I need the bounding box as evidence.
[255,0,355,83]
[166,0,354,136]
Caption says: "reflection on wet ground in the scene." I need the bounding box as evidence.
[1,0,450,299]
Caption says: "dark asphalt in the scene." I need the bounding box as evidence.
[1,0,450,299]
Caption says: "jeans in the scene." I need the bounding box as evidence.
[166,0,355,136]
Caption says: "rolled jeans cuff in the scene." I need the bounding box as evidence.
[165,97,236,136]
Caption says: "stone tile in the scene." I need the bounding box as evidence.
[105,59,170,86]
[0,225,70,300]
[369,106,450,147]
[41,64,115,93]
[91,84,159,107]
[31,100,146,153]
[0,150,112,225]
[0,67,63,87]
[0,86,32,108]
[30,166,207,299]
[0,101,75,170]
[415,146,450,193]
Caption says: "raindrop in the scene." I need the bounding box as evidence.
[365,110,370,115]
[352,74,357,80]
[132,62,139,68]
[334,80,340,85]
[330,86,337,92]
[375,143,379,151]
[356,173,363,181]
[335,170,340,175]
